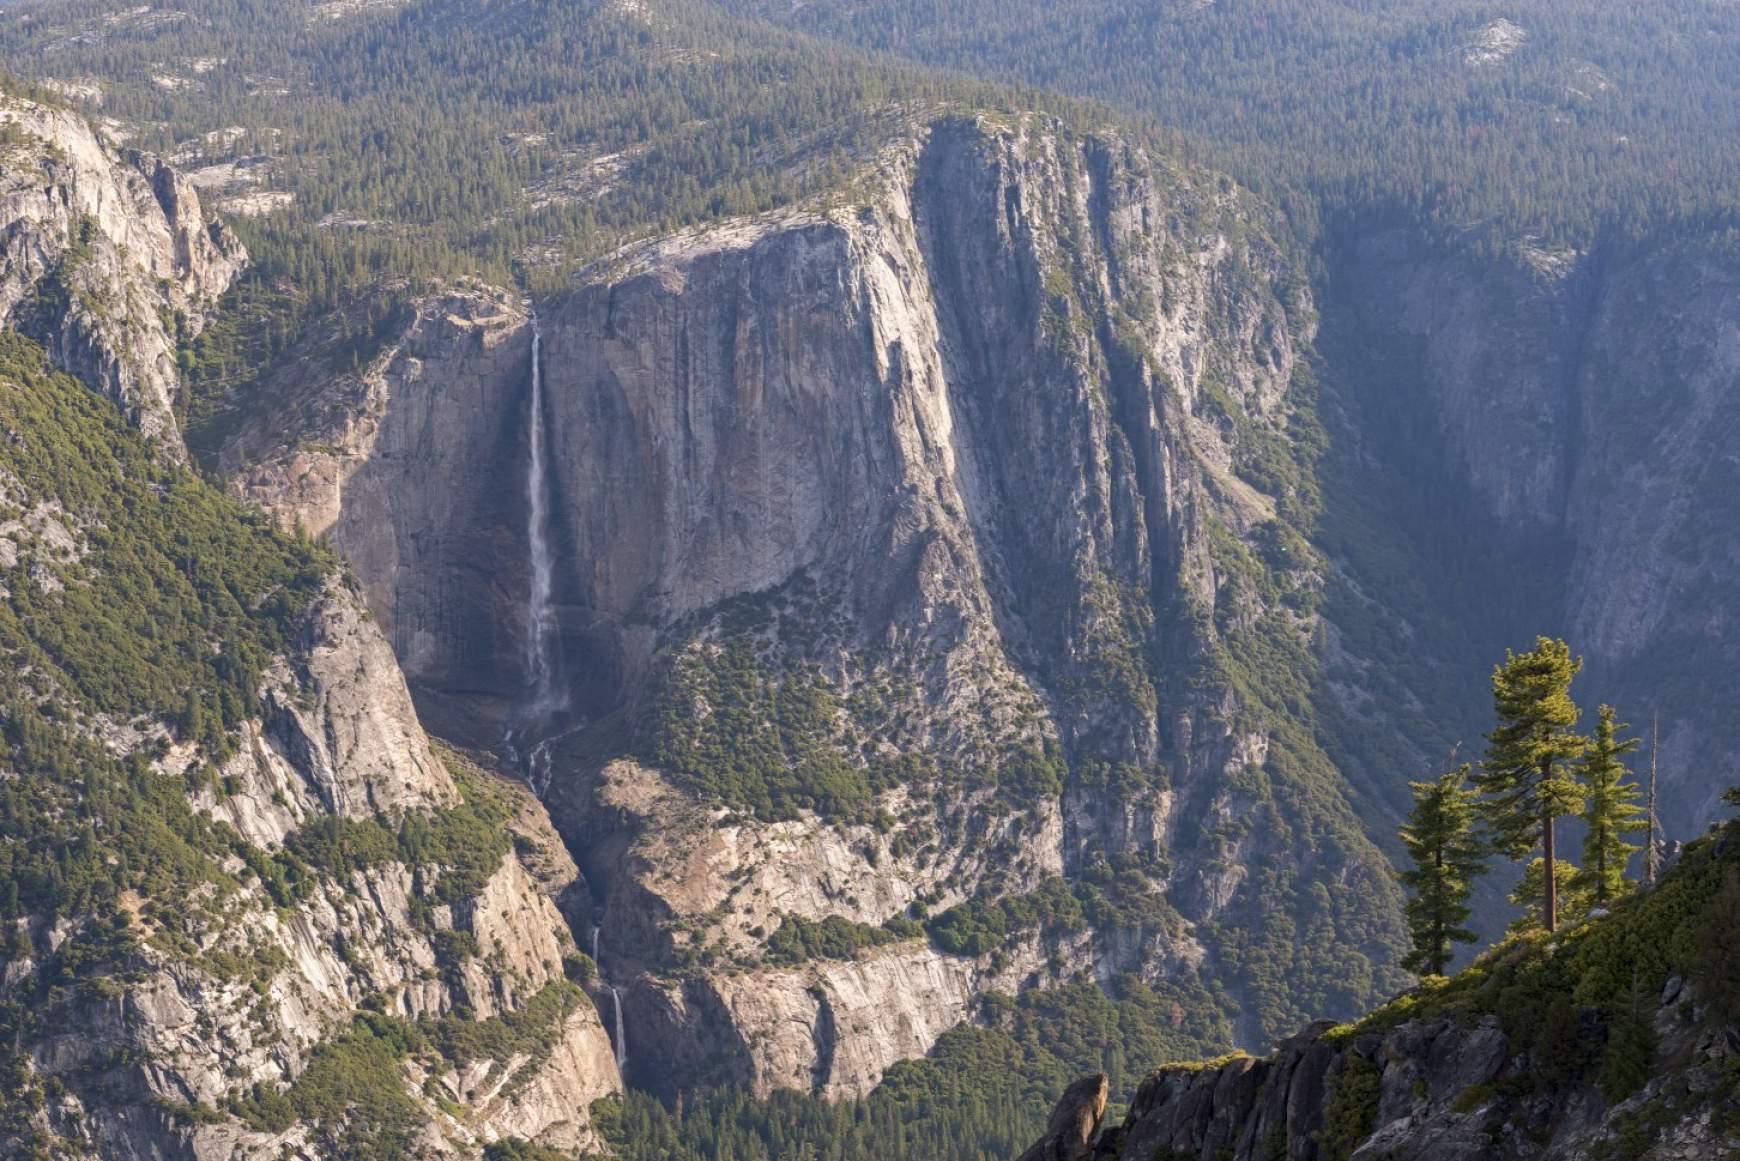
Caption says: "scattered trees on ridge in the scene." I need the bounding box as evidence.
[1400,636,1666,973]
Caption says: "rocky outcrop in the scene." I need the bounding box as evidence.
[648,926,1068,1100]
[588,757,1064,969]
[1042,995,1738,1161]
[0,92,244,454]
[1027,824,1740,1161]
[579,756,1078,1098]
[195,580,458,847]
[1018,1073,1109,1161]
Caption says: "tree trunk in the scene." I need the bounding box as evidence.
[1596,837,1607,904]
[1434,846,1445,973]
[1543,806,1558,933]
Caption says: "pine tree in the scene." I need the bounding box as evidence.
[1398,764,1486,976]
[1576,705,1646,905]
[1476,637,1588,933]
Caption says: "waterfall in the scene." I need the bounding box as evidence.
[509,307,571,802]
[523,310,558,713]
[593,925,627,1072]
[609,985,628,1072]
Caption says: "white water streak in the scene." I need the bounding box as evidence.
[524,311,557,712]
[610,985,628,1072]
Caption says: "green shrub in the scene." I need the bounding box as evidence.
[485,1141,573,1161]
[763,914,907,965]
[925,878,1087,957]
[230,1014,427,1158]
[1319,1053,1381,1161]
[646,641,877,822]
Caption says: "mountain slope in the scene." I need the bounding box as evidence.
[678,0,1740,865]
[0,332,620,1154]
[4,0,1739,1156]
[1305,226,1740,859]
[709,0,1740,246]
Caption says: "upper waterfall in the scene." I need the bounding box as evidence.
[508,306,567,801]
[524,308,558,713]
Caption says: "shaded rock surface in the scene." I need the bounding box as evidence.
[1327,229,1740,844]
[224,285,536,720]
[1018,1073,1109,1161]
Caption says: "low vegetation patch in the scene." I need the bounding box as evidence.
[763,913,920,965]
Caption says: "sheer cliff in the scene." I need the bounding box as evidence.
[223,112,1411,1095]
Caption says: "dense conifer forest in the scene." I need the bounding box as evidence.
[0,0,1038,301]
[714,0,1740,249]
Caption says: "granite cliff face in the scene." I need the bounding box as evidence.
[225,112,1409,1095]
[223,285,536,720]
[0,91,244,457]
[1326,229,1740,841]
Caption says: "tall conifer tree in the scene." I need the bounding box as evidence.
[1398,765,1485,976]
[1576,705,1645,905]
[1477,637,1587,933]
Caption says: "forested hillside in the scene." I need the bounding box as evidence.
[0,0,1028,297]
[0,331,330,923]
[0,328,624,1157]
